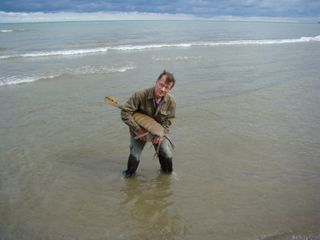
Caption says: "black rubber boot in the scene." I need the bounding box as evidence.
[159,156,173,174]
[123,155,139,178]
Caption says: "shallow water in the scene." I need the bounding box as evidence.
[1,21,320,240]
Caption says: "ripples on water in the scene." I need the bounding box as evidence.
[1,21,320,240]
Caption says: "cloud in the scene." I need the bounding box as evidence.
[0,0,319,19]
[175,0,320,17]
[0,11,317,23]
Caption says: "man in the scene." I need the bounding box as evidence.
[121,70,176,177]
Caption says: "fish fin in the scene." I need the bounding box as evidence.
[153,152,158,160]
[104,96,122,109]
[164,135,175,149]
[134,132,149,140]
[153,143,161,160]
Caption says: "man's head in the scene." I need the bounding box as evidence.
[154,70,175,99]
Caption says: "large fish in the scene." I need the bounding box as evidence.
[104,96,174,158]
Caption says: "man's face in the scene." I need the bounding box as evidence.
[154,75,173,99]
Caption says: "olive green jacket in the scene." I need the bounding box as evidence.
[121,87,176,135]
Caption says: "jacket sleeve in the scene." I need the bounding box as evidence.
[162,99,176,134]
[121,92,142,133]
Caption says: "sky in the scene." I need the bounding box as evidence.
[0,0,319,23]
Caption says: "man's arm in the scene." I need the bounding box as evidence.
[121,92,143,134]
[152,99,175,144]
[162,99,176,134]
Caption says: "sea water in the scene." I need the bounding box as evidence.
[0,20,320,240]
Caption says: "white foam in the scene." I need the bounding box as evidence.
[0,75,57,86]
[0,47,109,60]
[110,43,192,51]
[0,29,26,33]
[195,35,320,46]
[0,29,14,33]
[152,56,204,61]
[0,66,135,87]
[1,36,319,60]
[67,65,135,75]
[25,47,109,58]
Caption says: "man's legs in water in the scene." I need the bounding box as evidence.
[154,138,173,173]
[123,136,146,177]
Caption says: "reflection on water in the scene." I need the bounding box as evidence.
[119,174,188,240]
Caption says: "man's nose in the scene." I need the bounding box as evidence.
[161,86,169,91]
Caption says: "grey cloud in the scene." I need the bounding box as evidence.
[0,0,319,17]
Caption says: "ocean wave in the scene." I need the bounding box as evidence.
[1,35,319,60]
[152,56,204,61]
[0,29,27,33]
[195,35,320,46]
[0,29,14,33]
[0,65,135,87]
[67,65,135,75]
[110,43,192,51]
[0,47,110,60]
[0,75,58,87]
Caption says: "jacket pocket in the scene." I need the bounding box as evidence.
[159,108,169,116]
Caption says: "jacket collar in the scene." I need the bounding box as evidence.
[147,87,155,100]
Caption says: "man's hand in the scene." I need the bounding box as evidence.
[152,136,163,145]
[136,128,148,141]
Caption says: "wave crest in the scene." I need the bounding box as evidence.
[0,75,57,87]
[1,29,14,33]
[0,65,135,86]
[1,35,319,60]
[0,29,27,33]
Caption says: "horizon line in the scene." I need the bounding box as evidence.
[0,11,319,24]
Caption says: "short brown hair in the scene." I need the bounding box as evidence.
[157,70,175,89]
